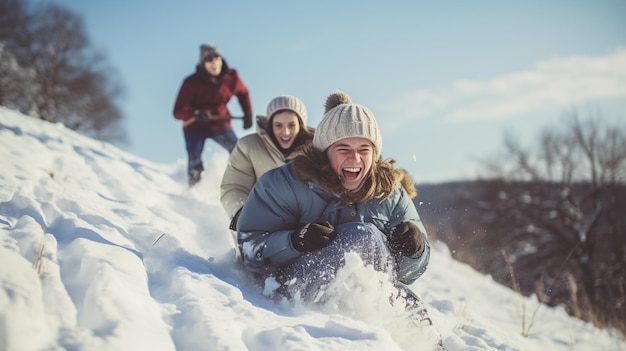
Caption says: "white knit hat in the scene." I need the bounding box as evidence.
[313,91,382,152]
[266,95,308,125]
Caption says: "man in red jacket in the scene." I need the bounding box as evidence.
[173,43,253,186]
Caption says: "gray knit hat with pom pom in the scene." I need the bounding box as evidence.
[313,91,382,153]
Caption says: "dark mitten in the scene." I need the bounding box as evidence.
[290,221,337,252]
[389,221,425,257]
[229,206,243,231]
[243,113,253,129]
[195,109,212,124]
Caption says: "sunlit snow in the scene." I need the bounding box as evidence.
[1,107,624,350]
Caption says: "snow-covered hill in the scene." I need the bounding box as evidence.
[1,107,623,351]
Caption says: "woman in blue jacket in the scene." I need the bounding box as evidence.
[237,91,431,314]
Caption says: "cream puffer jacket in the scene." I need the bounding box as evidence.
[220,116,313,219]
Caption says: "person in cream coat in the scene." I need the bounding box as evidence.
[220,95,314,231]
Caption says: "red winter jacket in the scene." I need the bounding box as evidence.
[173,61,252,132]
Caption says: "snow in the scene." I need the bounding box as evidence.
[1,106,624,351]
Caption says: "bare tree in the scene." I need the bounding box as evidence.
[0,0,32,108]
[478,109,626,331]
[0,0,127,143]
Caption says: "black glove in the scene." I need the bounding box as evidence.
[290,221,337,252]
[243,113,253,129]
[388,221,425,257]
[194,109,212,124]
[229,206,243,231]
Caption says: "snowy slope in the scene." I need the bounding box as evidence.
[1,107,624,351]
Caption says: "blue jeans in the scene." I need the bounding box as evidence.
[276,222,394,301]
[184,128,237,173]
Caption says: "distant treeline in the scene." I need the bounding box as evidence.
[416,179,626,337]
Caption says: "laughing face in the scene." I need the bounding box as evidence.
[271,111,301,150]
[327,137,374,191]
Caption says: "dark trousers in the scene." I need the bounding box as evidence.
[276,222,394,302]
[184,127,237,173]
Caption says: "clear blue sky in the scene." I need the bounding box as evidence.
[33,0,626,183]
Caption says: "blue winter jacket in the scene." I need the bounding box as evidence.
[236,162,431,285]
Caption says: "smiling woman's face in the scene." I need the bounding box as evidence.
[326,137,374,190]
[271,111,301,150]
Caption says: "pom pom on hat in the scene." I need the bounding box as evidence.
[324,91,352,113]
[266,95,308,125]
[313,91,382,153]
